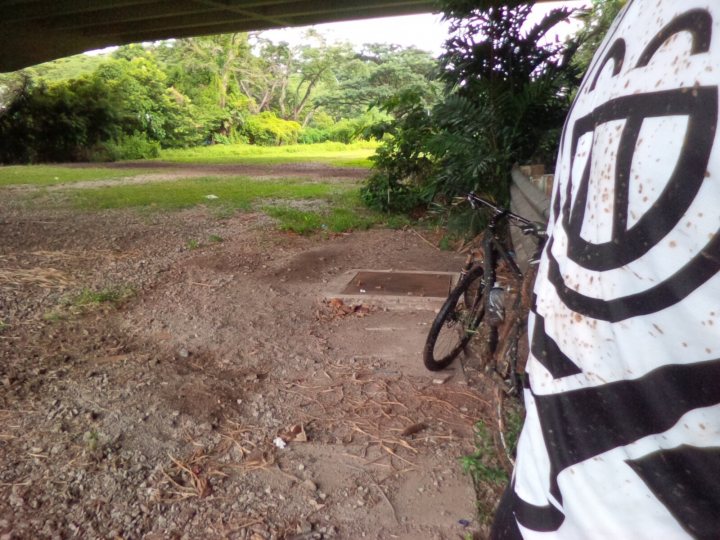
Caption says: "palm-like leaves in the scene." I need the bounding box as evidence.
[364,0,579,216]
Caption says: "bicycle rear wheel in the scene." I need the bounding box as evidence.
[423,265,486,371]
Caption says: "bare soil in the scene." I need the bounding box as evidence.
[0,164,500,539]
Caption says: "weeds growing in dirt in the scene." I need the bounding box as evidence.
[461,422,508,486]
[462,401,525,524]
[186,239,200,250]
[44,285,135,321]
[264,206,377,235]
[208,234,224,243]
[83,429,100,453]
[70,286,135,308]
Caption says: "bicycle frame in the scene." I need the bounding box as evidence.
[423,191,547,378]
[461,193,533,296]
[462,193,546,365]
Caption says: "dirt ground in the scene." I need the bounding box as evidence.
[0,164,503,539]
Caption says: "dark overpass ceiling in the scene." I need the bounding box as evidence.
[0,0,558,73]
[0,0,438,71]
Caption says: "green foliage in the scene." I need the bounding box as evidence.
[44,285,136,320]
[363,0,579,221]
[70,286,135,307]
[100,133,161,161]
[0,55,200,163]
[243,112,302,145]
[0,76,120,163]
[27,54,107,82]
[461,422,508,485]
[571,0,627,76]
[1,32,439,164]
[361,90,436,213]
[94,57,200,148]
[461,402,525,524]
[299,111,387,145]
[158,141,377,168]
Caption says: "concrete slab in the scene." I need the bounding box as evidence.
[324,269,459,311]
[325,310,468,382]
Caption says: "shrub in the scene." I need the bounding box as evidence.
[298,127,331,144]
[0,77,120,163]
[100,133,161,161]
[243,112,302,145]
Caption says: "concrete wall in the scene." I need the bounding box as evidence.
[509,166,551,272]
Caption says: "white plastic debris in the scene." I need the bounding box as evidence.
[205,194,219,200]
[360,289,367,293]
[273,437,287,449]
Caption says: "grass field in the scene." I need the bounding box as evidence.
[0,165,156,187]
[67,176,349,211]
[158,141,377,168]
[0,142,407,235]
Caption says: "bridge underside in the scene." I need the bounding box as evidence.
[0,0,561,72]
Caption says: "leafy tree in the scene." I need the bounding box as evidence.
[571,0,627,75]
[94,57,199,147]
[319,44,441,119]
[0,76,120,163]
[174,33,253,110]
[363,0,579,215]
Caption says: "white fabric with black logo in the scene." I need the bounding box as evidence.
[504,1,720,538]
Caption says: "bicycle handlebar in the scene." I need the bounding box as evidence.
[467,192,546,238]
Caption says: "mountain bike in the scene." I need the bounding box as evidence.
[423,192,546,394]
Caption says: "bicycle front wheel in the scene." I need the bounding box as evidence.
[423,265,486,371]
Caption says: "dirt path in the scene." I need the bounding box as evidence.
[0,174,498,539]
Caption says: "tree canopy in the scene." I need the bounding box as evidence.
[0,32,439,163]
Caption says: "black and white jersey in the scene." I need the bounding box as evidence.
[500,1,720,538]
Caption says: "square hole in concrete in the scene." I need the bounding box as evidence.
[342,271,453,297]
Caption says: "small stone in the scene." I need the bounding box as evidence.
[297,464,305,471]
[178,348,190,358]
[301,479,317,492]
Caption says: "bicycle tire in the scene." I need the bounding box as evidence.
[423,265,486,371]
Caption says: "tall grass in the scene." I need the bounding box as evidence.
[158,141,377,168]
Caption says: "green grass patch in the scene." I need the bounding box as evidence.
[66,176,345,211]
[461,402,524,524]
[158,141,377,168]
[264,206,378,235]
[45,285,135,321]
[263,190,407,235]
[70,286,135,307]
[0,165,155,187]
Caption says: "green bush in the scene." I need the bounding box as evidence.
[298,127,331,144]
[100,132,161,161]
[243,112,302,146]
[0,77,120,163]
